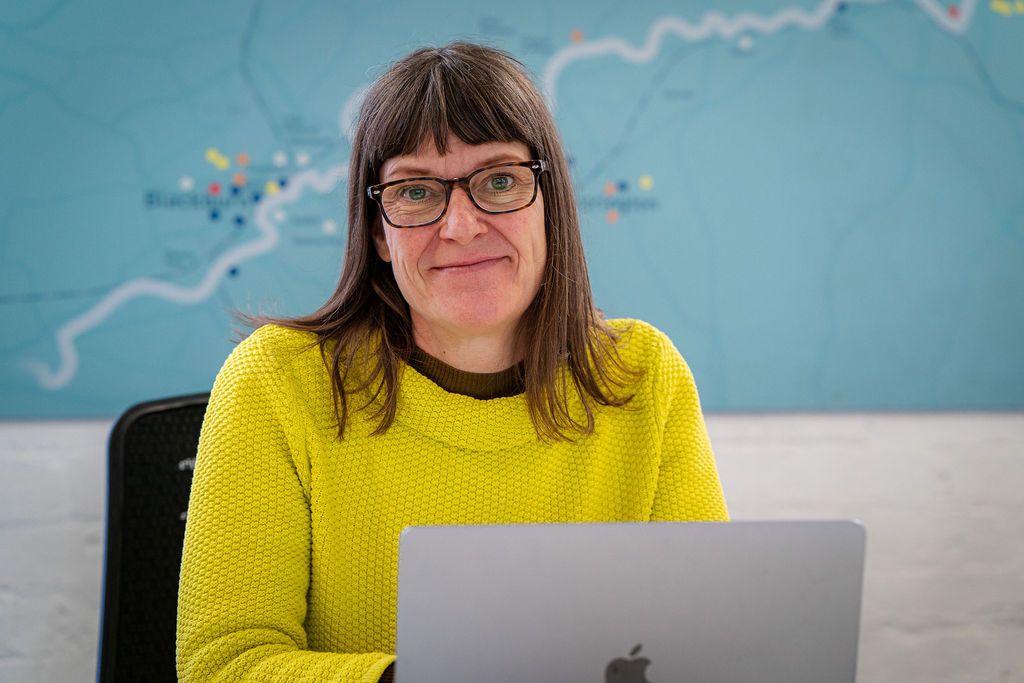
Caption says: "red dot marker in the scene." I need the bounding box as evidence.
[947,4,960,17]
[208,182,221,195]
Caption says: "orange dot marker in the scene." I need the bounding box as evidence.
[606,209,619,224]
[603,181,617,196]
[233,173,247,187]
[237,152,251,166]
[570,30,584,43]
[948,3,960,17]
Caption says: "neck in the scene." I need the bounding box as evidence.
[412,319,520,373]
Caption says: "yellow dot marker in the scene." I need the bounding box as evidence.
[205,147,230,170]
[1015,0,1024,12]
[264,180,280,195]
[638,175,654,191]
[606,209,619,224]
[991,0,1012,14]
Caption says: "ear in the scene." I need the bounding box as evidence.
[373,224,392,263]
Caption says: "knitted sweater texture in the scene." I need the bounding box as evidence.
[176,319,728,682]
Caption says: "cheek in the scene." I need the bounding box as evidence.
[389,232,431,277]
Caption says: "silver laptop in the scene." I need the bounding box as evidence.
[396,521,865,683]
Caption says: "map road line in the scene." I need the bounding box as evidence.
[24,165,346,390]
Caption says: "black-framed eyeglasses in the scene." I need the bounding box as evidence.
[367,159,548,228]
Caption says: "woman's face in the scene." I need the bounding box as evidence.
[373,135,546,352]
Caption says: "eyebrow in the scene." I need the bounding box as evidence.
[382,153,528,182]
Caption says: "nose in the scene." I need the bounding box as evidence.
[438,186,486,244]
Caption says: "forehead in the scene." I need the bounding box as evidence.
[380,137,531,181]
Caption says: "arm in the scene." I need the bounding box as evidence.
[176,331,395,682]
[647,332,729,522]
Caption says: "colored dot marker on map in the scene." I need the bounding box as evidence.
[264,180,280,195]
[570,30,584,43]
[948,3,960,17]
[230,186,241,197]
[252,192,262,203]
[323,218,338,235]
[233,172,247,187]
[209,209,220,221]
[606,209,620,224]
[179,176,195,192]
[618,180,628,192]
[296,151,310,167]
[205,147,230,170]
[234,215,245,227]
[990,0,1012,13]
[272,150,288,167]
[837,2,847,10]
[638,175,654,191]
[237,152,250,166]
[738,35,754,51]
[208,182,221,195]
[229,267,239,277]
[603,181,617,196]
[1016,0,1024,12]
[278,177,288,189]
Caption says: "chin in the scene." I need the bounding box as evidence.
[439,299,524,333]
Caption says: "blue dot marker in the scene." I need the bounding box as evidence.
[229,267,239,277]
[209,209,220,221]
[230,186,240,197]
[278,177,288,188]
[234,215,245,227]
[252,192,262,203]
[618,180,628,192]
[837,2,847,10]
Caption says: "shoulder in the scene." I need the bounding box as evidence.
[231,323,321,365]
[218,323,325,390]
[603,318,699,411]
[604,318,687,372]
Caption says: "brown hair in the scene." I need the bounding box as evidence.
[245,41,637,441]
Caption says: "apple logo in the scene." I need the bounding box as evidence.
[605,644,652,683]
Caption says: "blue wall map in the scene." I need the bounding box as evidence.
[2,0,1022,417]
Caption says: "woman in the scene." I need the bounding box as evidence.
[177,42,728,682]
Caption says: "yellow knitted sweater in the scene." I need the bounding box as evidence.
[176,319,728,682]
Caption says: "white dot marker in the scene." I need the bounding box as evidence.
[322,219,338,235]
[296,151,310,167]
[179,175,195,191]
[274,210,287,223]
[272,150,288,167]
[738,35,754,51]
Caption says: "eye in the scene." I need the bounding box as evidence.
[486,173,515,192]
[398,184,433,202]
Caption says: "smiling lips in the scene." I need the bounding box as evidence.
[432,256,508,273]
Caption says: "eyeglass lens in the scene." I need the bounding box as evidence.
[380,164,538,227]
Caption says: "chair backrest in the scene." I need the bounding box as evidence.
[98,393,209,683]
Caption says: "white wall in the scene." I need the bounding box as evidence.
[1,413,1021,683]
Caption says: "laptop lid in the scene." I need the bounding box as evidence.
[396,520,865,683]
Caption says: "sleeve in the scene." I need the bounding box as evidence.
[176,330,396,682]
[646,330,730,523]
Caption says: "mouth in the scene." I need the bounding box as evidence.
[432,256,508,273]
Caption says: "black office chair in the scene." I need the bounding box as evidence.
[98,393,209,683]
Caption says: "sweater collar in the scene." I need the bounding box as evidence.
[406,346,525,400]
[391,361,541,451]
